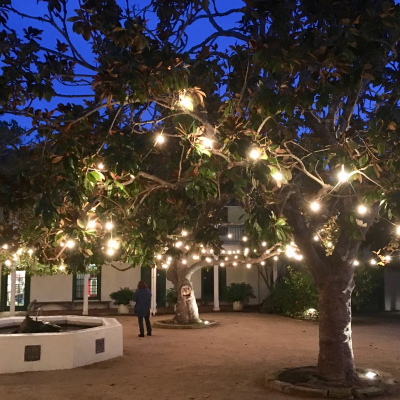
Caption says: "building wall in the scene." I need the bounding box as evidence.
[30,274,72,302]
[227,206,247,224]
[384,269,400,311]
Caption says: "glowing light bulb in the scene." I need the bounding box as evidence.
[156,254,162,260]
[233,262,237,266]
[199,137,213,149]
[59,264,65,271]
[295,254,303,260]
[397,226,400,235]
[273,256,278,261]
[272,172,283,181]
[222,250,226,254]
[87,220,96,229]
[203,320,210,325]
[310,201,321,212]
[28,249,33,255]
[4,260,11,266]
[262,242,267,247]
[210,249,214,254]
[353,260,360,266]
[246,264,251,268]
[385,255,391,262]
[261,261,265,266]
[156,134,165,144]
[313,235,319,241]
[242,236,248,242]
[130,174,135,179]
[225,257,228,261]
[327,242,332,248]
[227,233,232,239]
[107,248,115,256]
[185,245,190,250]
[66,240,75,248]
[249,148,261,160]
[357,205,367,215]
[16,248,23,255]
[201,249,206,253]
[162,264,168,269]
[370,259,377,265]
[182,230,188,236]
[108,239,118,249]
[234,255,238,259]
[220,262,225,267]
[179,96,193,110]
[105,222,113,230]
[2,244,8,249]
[228,251,232,255]
[168,256,172,261]
[365,371,377,379]
[182,259,187,264]
[175,241,182,248]
[338,165,349,182]
[206,257,211,263]
[98,163,104,170]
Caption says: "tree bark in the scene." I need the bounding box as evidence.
[316,267,358,383]
[166,260,202,324]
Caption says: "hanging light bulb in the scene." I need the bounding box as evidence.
[28,249,33,255]
[242,236,248,242]
[108,239,118,249]
[327,242,333,248]
[272,171,283,181]
[310,201,321,212]
[98,163,104,170]
[385,255,391,262]
[199,137,213,149]
[220,262,225,267]
[185,245,190,250]
[66,240,75,248]
[59,264,65,271]
[162,264,168,269]
[225,257,228,261]
[234,255,238,259]
[2,244,8,249]
[353,260,360,266]
[105,222,113,230]
[179,96,193,110]
[273,256,278,260]
[396,226,400,235]
[249,148,261,160]
[246,264,251,268]
[227,233,232,239]
[182,259,187,264]
[262,242,267,247]
[261,261,265,266]
[107,248,115,256]
[313,235,319,241]
[4,260,11,266]
[228,251,232,255]
[233,262,237,266]
[87,220,96,229]
[156,134,165,144]
[175,241,182,248]
[181,230,188,236]
[205,257,211,263]
[357,205,368,215]
[156,254,162,260]
[338,165,350,182]
[370,259,377,265]
[222,250,226,254]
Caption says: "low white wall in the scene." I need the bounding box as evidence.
[30,274,72,302]
[384,270,400,311]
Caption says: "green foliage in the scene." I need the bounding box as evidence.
[261,267,318,317]
[223,282,256,303]
[109,287,135,305]
[165,287,178,305]
[352,265,384,312]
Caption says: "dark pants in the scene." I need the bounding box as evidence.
[138,315,152,335]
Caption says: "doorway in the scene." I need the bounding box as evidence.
[201,266,226,303]
[140,267,166,307]
[0,270,31,311]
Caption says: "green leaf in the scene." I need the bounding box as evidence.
[378,142,385,156]
[77,219,85,229]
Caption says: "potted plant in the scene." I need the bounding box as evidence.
[110,287,135,314]
[224,282,256,311]
[165,288,178,310]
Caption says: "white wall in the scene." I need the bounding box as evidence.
[384,270,400,311]
[227,206,247,224]
[100,263,141,302]
[30,274,72,302]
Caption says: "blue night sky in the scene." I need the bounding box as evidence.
[3,0,245,129]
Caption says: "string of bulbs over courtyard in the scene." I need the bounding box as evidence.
[1,92,399,273]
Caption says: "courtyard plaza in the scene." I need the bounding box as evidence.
[1,311,400,400]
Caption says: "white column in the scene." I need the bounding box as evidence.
[151,267,157,315]
[9,265,16,316]
[273,259,278,285]
[83,273,89,316]
[213,264,220,311]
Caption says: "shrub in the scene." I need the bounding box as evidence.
[224,282,256,303]
[110,287,135,305]
[165,287,178,305]
[261,266,318,317]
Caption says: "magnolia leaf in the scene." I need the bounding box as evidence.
[51,156,63,163]
[77,219,85,229]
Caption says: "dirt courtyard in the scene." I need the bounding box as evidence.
[1,312,400,400]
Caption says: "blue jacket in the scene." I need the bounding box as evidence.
[133,288,151,317]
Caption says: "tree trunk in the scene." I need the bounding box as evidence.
[316,271,358,383]
[167,260,201,324]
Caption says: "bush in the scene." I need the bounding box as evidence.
[110,287,135,305]
[352,265,384,312]
[261,265,384,317]
[261,267,318,317]
[165,288,178,306]
[224,282,256,303]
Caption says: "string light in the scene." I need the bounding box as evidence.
[261,261,265,266]
[205,257,211,263]
[233,262,237,266]
[272,171,283,181]
[4,260,11,266]
[168,256,172,261]
[225,257,228,261]
[105,222,113,230]
[16,248,23,255]
[385,255,391,262]
[182,259,187,264]
[175,241,182,248]
[200,137,213,149]
[310,201,321,212]
[130,174,135,179]
[338,165,349,182]
[87,220,96,229]
[2,244,8,249]
[185,245,190,250]
[370,259,377,265]
[182,230,188,237]
[262,242,267,247]
[295,254,303,260]
[353,260,360,266]
[222,250,226,254]
[246,264,251,268]
[249,148,261,160]
[98,163,104,170]
[227,233,232,239]
[59,264,65,271]
[273,256,278,260]
[156,134,165,144]
[66,240,75,248]
[162,264,168,269]
[242,236,248,242]
[179,96,193,110]
[357,205,367,215]
[234,255,238,259]
[201,249,206,253]
[107,248,115,256]
[156,254,162,260]
[396,226,400,235]
[108,239,118,249]
[220,262,225,267]
[327,242,332,248]
[313,235,319,241]
[28,249,33,255]
[228,251,232,255]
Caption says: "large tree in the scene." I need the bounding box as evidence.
[1,0,400,384]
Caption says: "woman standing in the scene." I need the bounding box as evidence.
[133,281,152,337]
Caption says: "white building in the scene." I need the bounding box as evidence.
[0,207,270,314]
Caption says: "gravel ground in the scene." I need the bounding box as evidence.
[1,312,400,400]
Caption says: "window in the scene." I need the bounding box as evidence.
[73,272,101,300]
